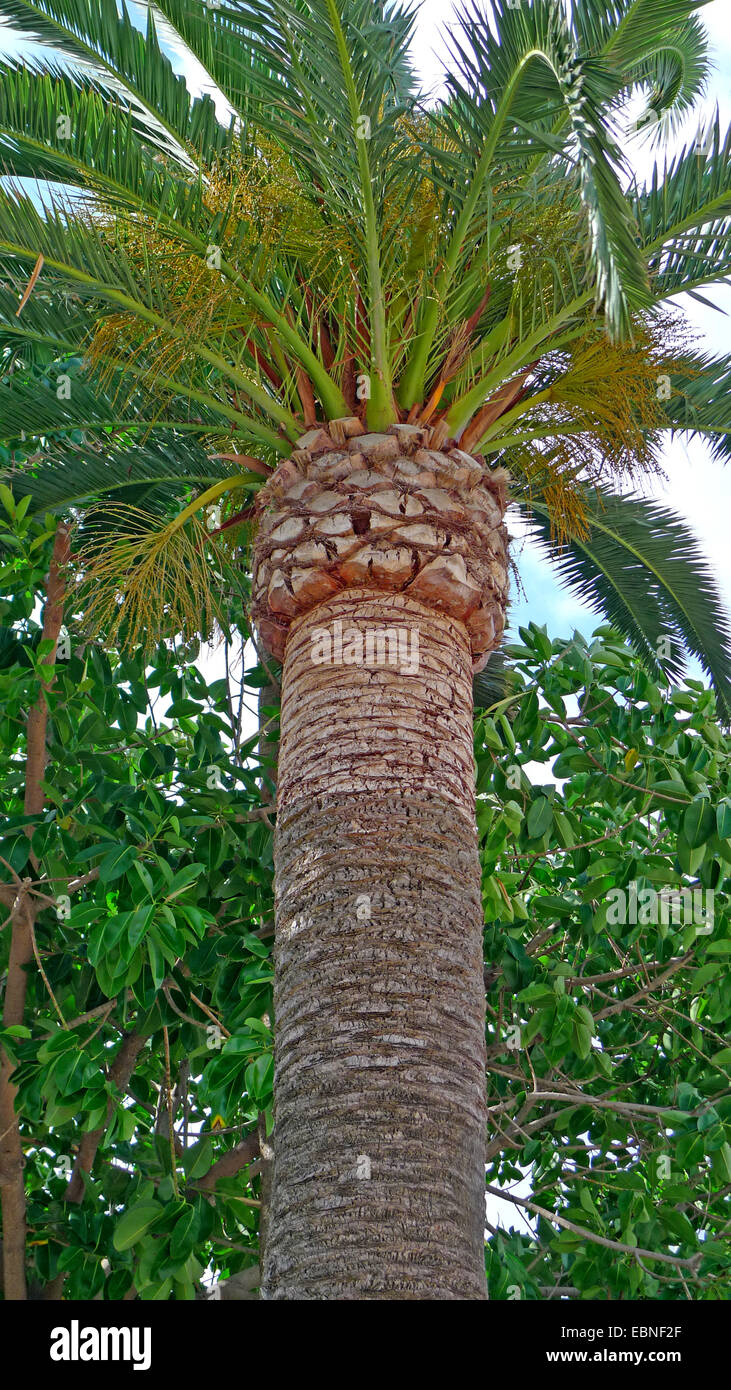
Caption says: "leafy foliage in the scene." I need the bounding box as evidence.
[0,502,275,1300]
[1,508,729,1300]
[477,621,731,1301]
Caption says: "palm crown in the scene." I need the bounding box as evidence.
[1,0,731,708]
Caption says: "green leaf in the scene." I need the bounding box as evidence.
[181,1136,213,1182]
[127,906,155,952]
[690,962,721,991]
[170,1203,198,1264]
[716,800,731,839]
[711,1143,731,1183]
[147,936,165,991]
[676,833,705,875]
[244,1053,274,1104]
[166,863,206,897]
[683,798,716,849]
[661,1208,696,1246]
[98,844,138,883]
[112,1201,162,1252]
[521,486,731,718]
[527,796,553,840]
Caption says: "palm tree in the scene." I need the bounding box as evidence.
[2,0,731,1299]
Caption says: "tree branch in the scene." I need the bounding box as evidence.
[593,953,693,1019]
[485,1186,701,1269]
[64,1030,147,1204]
[487,1089,689,1120]
[0,884,35,1301]
[194,1132,260,1192]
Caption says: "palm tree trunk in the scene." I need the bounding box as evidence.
[262,588,487,1299]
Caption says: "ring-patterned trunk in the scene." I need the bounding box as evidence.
[252,422,509,1299]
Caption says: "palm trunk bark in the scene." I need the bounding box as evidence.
[262,589,487,1299]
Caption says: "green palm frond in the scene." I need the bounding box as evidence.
[0,360,241,449]
[72,469,262,650]
[0,367,126,438]
[519,484,731,719]
[0,58,233,199]
[0,185,306,445]
[575,1,712,132]
[0,312,276,453]
[263,0,417,424]
[634,114,731,302]
[399,0,651,408]
[575,0,709,57]
[662,351,731,463]
[147,0,284,120]
[156,0,419,427]
[0,278,93,366]
[75,501,223,652]
[0,0,729,698]
[0,0,225,158]
[153,0,418,126]
[2,431,254,517]
[629,15,711,136]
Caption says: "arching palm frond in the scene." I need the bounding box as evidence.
[633,113,731,303]
[520,484,731,720]
[661,351,731,463]
[574,0,712,133]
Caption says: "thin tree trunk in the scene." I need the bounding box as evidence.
[0,523,70,1300]
[262,589,487,1300]
[0,885,35,1301]
[64,1030,147,1204]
